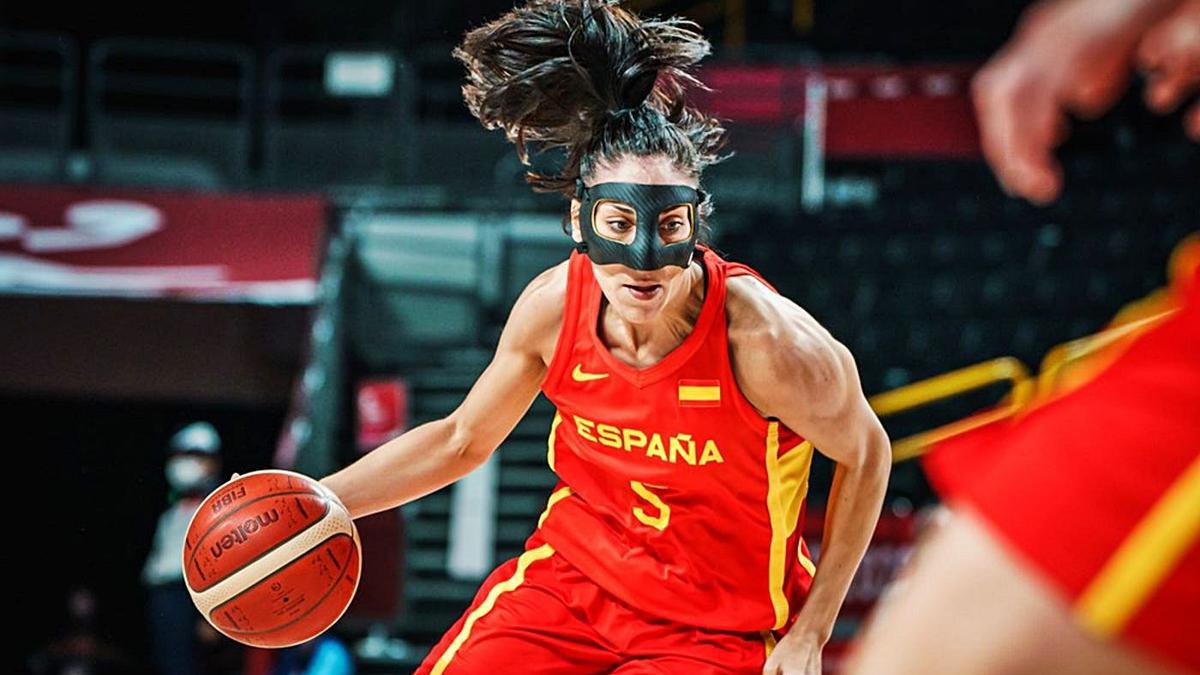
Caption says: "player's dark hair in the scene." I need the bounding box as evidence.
[453,0,729,241]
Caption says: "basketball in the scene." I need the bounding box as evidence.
[181,469,361,649]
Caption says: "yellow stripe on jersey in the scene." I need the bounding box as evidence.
[430,543,556,675]
[537,486,573,529]
[546,411,563,473]
[765,421,816,630]
[678,384,721,401]
[783,440,816,578]
[1075,453,1200,636]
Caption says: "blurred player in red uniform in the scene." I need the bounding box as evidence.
[318,2,891,674]
[847,1,1200,673]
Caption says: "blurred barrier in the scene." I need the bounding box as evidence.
[88,38,254,188]
[872,232,1199,462]
[2,30,996,201]
[0,30,77,183]
[264,45,416,189]
[870,357,1034,462]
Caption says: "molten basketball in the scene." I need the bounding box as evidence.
[181,469,361,648]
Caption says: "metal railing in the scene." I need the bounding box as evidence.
[0,30,78,182]
[0,31,808,206]
[874,307,1177,462]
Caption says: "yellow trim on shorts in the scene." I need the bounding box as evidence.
[1075,453,1200,636]
[430,543,557,675]
[761,629,778,659]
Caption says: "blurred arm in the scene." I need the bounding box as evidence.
[844,507,1176,674]
[972,0,1185,203]
[1137,0,1200,138]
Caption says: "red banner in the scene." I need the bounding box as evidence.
[0,183,327,302]
[356,377,410,451]
[694,64,982,158]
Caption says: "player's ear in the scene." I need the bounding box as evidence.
[570,198,583,244]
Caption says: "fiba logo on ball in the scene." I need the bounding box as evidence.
[181,469,362,649]
[210,483,248,514]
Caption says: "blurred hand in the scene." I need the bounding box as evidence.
[1138,0,1200,138]
[972,0,1184,203]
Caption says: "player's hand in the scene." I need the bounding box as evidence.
[1137,0,1200,139]
[762,631,822,675]
[972,0,1179,204]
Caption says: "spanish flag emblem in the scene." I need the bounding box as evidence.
[678,378,721,408]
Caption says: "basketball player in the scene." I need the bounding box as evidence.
[317,1,891,673]
[845,1,1200,673]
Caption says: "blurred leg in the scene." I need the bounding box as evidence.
[844,508,1180,675]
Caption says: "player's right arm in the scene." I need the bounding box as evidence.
[319,263,566,520]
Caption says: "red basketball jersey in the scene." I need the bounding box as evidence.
[534,243,816,632]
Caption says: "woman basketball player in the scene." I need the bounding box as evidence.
[318,1,891,673]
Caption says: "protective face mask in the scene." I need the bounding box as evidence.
[574,179,707,270]
[166,456,214,493]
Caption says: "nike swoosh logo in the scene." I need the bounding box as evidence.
[572,363,609,382]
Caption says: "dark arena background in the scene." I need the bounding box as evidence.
[3,1,1197,674]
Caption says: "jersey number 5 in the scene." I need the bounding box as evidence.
[629,481,671,531]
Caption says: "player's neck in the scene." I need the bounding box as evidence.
[602,258,706,355]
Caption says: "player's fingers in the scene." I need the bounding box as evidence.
[1066,64,1133,119]
[1144,68,1193,113]
[230,472,241,481]
[1138,0,1200,112]
[972,63,1064,204]
[1187,101,1200,141]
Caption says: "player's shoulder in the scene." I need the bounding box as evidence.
[521,257,569,312]
[500,258,570,356]
[724,270,855,390]
[724,272,830,351]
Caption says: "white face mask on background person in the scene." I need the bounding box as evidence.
[166,455,215,493]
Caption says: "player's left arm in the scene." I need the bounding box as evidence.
[731,281,891,668]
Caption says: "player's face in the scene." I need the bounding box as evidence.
[571,154,700,324]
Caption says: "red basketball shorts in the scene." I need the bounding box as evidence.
[925,266,1200,673]
[413,530,778,675]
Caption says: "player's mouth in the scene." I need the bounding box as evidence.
[624,283,662,301]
